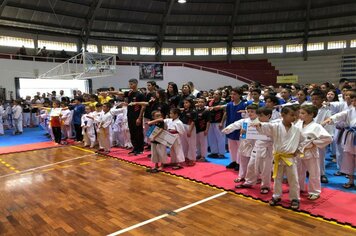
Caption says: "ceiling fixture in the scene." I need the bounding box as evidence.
[178,0,187,3]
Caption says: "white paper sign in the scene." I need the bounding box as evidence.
[243,122,271,141]
[148,126,178,148]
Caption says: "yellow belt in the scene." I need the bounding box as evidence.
[272,152,294,179]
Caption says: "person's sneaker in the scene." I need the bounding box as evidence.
[226,162,237,169]
[321,175,329,183]
[208,153,219,158]
[217,154,226,158]
[134,151,143,155]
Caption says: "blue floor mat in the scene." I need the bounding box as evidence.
[0,127,50,147]
[206,151,356,194]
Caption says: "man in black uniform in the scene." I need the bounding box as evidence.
[110,79,145,155]
[143,80,157,150]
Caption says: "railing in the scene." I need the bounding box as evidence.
[117,60,254,84]
[0,52,254,84]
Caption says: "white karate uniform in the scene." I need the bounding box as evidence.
[93,110,104,149]
[314,106,332,176]
[98,111,113,152]
[223,118,258,179]
[244,131,273,189]
[296,120,332,195]
[0,105,4,135]
[257,121,302,200]
[110,107,126,147]
[181,124,197,161]
[61,109,72,139]
[81,113,96,147]
[208,123,226,155]
[271,109,281,121]
[165,118,185,164]
[5,105,12,128]
[330,106,356,175]
[196,131,208,159]
[12,105,23,133]
[328,101,352,169]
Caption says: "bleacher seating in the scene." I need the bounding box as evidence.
[269,55,342,85]
[188,60,279,85]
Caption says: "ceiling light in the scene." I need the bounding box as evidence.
[178,0,187,3]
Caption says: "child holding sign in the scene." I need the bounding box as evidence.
[146,110,167,173]
[222,104,259,183]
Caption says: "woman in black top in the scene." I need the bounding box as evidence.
[167,82,180,109]
[180,97,197,166]
[178,83,195,108]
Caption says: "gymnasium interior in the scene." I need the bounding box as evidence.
[0,0,356,235]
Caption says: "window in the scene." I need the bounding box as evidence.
[351,40,356,48]
[231,47,245,55]
[248,46,264,54]
[0,36,35,48]
[176,48,191,56]
[267,45,283,54]
[211,47,227,55]
[86,44,98,53]
[161,48,174,56]
[38,40,77,52]
[286,44,303,53]
[140,47,155,55]
[194,48,209,56]
[101,45,118,54]
[121,46,137,55]
[307,42,324,51]
[327,41,346,50]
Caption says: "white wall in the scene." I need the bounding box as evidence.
[0,59,244,100]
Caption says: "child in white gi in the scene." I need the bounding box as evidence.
[296,105,332,200]
[222,104,259,182]
[60,102,73,142]
[165,108,185,170]
[81,105,96,148]
[235,107,274,194]
[252,105,303,210]
[323,92,356,189]
[146,110,167,173]
[97,103,113,154]
[0,101,4,135]
[311,89,332,183]
[12,100,23,135]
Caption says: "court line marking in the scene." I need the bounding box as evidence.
[107,191,227,236]
[0,153,97,179]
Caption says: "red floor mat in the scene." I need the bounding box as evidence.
[108,147,356,227]
[0,141,58,155]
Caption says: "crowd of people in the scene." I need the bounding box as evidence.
[0,78,355,210]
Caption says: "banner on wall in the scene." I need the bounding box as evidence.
[276,75,298,84]
[139,63,163,80]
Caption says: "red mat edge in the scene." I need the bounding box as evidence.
[0,142,61,155]
[103,152,356,229]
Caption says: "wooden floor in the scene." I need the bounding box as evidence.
[0,146,354,235]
